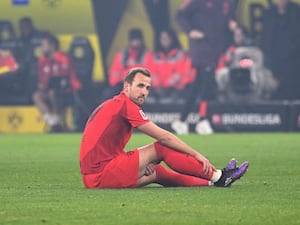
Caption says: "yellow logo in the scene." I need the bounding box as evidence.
[74,46,85,59]
[8,111,23,130]
[0,30,11,41]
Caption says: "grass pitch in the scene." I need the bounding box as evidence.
[0,133,299,225]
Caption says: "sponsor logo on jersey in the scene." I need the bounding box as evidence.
[139,110,148,120]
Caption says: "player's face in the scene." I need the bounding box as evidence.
[127,73,151,106]
[160,31,172,50]
[129,38,143,50]
[41,39,54,57]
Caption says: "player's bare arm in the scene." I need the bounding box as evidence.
[138,121,216,175]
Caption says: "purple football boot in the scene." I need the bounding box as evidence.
[215,161,249,187]
[224,158,237,171]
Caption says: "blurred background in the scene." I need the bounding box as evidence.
[0,0,299,133]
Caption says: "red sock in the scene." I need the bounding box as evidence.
[199,100,207,118]
[154,142,213,180]
[155,164,209,187]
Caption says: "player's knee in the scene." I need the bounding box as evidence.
[139,143,157,161]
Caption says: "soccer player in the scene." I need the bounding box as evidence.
[79,67,248,189]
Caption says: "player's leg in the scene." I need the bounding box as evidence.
[138,143,249,188]
[47,89,63,130]
[137,143,159,178]
[156,164,210,187]
[153,142,218,180]
[32,89,49,115]
[97,150,140,188]
[195,68,215,134]
[47,89,59,114]
[137,142,219,182]
[171,67,204,134]
[33,89,58,127]
[137,164,211,187]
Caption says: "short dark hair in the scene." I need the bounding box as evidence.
[155,27,181,52]
[42,32,60,50]
[128,28,143,41]
[19,17,33,25]
[124,67,151,84]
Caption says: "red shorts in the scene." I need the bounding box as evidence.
[82,150,139,189]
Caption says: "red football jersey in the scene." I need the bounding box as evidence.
[79,92,150,175]
[38,51,81,91]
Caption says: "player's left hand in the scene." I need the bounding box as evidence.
[195,154,216,176]
[145,164,156,176]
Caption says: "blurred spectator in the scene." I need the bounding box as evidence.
[18,17,45,100]
[216,26,253,73]
[0,48,18,75]
[215,27,277,103]
[102,28,152,101]
[0,49,20,98]
[0,20,26,104]
[260,0,300,100]
[18,17,44,47]
[32,32,82,132]
[149,27,195,102]
[173,0,238,134]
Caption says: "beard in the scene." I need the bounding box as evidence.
[131,95,145,106]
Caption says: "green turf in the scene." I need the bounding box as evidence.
[0,133,299,225]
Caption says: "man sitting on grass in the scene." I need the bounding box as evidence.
[79,67,249,188]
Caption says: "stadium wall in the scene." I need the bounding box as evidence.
[0,106,73,133]
[143,101,300,133]
[1,102,299,133]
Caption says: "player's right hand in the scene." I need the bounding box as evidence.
[145,164,156,176]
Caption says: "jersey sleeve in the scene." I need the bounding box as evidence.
[122,100,150,128]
